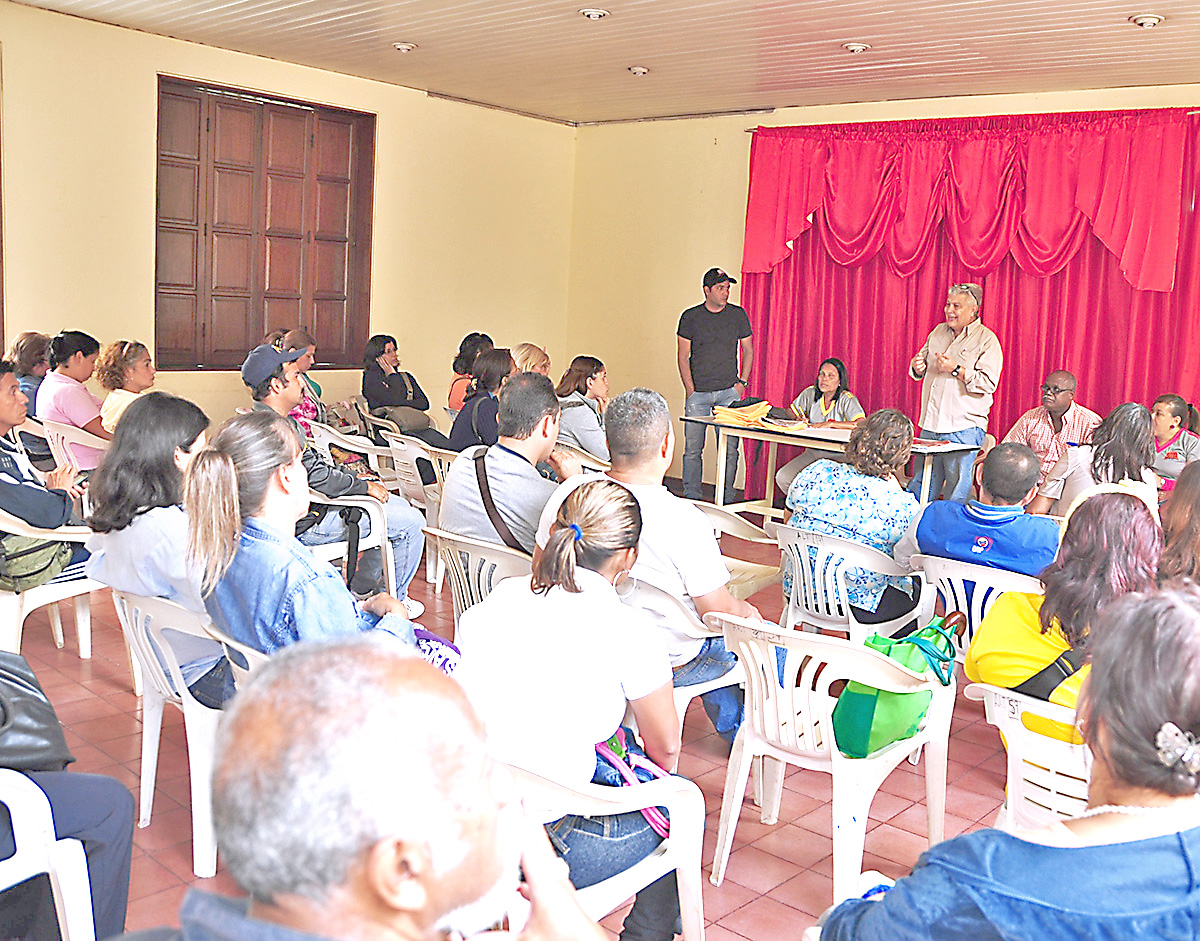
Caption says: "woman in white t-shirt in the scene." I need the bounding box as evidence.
[455,479,682,941]
[1031,402,1159,519]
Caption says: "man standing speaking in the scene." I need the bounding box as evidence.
[677,267,753,502]
[908,281,1003,503]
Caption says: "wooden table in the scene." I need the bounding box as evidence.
[680,416,978,519]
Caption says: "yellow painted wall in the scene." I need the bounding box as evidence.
[567,84,1200,484]
[0,1,576,425]
[0,0,1196,488]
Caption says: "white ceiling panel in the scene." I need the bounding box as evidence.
[14,0,1200,123]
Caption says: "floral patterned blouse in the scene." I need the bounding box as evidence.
[785,459,919,612]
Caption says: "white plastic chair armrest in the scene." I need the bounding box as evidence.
[508,765,702,818]
[0,506,91,543]
[0,768,58,846]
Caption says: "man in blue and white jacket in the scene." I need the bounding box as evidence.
[893,442,1060,578]
[0,359,89,573]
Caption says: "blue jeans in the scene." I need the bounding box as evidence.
[683,386,740,501]
[673,636,743,741]
[907,426,986,504]
[299,494,425,599]
[547,811,680,941]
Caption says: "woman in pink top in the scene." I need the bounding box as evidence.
[35,330,111,470]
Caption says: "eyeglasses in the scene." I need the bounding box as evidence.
[948,283,982,306]
[1040,384,1074,396]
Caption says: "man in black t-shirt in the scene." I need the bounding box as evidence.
[676,267,754,501]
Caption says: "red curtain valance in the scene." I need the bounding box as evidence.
[743,109,1190,291]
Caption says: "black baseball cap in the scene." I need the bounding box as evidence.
[703,267,738,287]
[241,343,304,388]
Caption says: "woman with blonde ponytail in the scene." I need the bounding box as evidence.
[455,479,683,941]
[184,411,416,654]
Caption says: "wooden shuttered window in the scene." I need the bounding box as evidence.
[155,78,375,369]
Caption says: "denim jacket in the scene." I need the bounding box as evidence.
[204,517,413,654]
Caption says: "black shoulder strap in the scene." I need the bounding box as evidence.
[470,395,485,441]
[1012,646,1085,701]
[473,449,524,552]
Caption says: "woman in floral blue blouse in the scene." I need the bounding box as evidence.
[785,408,921,626]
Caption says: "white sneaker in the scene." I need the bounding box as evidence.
[401,597,425,619]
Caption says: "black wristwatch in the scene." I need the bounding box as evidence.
[952,365,961,378]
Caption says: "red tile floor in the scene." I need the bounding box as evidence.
[22,549,1008,939]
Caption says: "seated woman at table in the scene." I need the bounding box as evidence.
[447,331,493,412]
[775,357,865,495]
[1151,393,1200,493]
[95,339,156,432]
[785,408,920,627]
[554,355,610,461]
[183,410,415,655]
[966,487,1161,734]
[820,582,1200,940]
[447,348,515,451]
[35,330,111,469]
[1029,402,1159,518]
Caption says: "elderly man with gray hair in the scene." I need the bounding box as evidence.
[118,636,604,941]
[907,281,1004,503]
[535,388,761,744]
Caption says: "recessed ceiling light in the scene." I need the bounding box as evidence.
[628,66,649,75]
[841,42,872,54]
[579,8,610,19]
[392,42,418,52]
[1128,13,1164,27]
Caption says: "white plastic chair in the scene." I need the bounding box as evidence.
[778,526,934,645]
[964,683,1091,830]
[910,554,1044,659]
[111,591,224,878]
[689,500,783,601]
[307,420,401,493]
[40,420,109,471]
[350,394,403,442]
[705,612,953,906]
[619,578,745,736]
[325,401,365,435]
[0,769,95,940]
[201,621,271,689]
[0,506,100,664]
[380,431,444,587]
[554,442,611,472]
[304,490,396,598]
[422,527,531,624]
[504,765,706,941]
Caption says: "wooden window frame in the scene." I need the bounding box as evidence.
[155,76,375,370]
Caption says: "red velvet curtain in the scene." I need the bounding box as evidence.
[740,109,1200,499]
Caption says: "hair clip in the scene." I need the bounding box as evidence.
[569,523,583,542]
[1156,722,1200,775]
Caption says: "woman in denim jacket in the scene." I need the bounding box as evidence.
[183,410,415,655]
